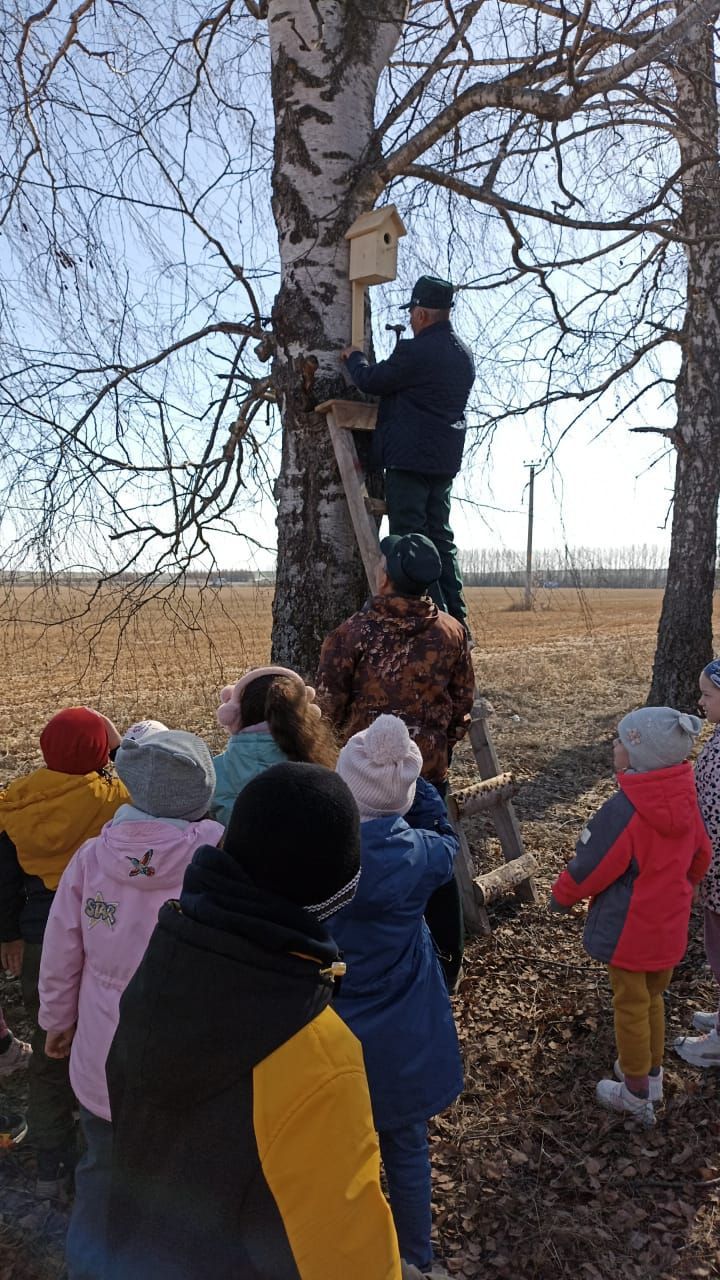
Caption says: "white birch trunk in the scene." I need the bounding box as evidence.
[267,0,406,672]
[649,21,720,708]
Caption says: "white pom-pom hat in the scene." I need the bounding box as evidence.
[217,666,321,736]
[122,719,169,744]
[336,714,423,819]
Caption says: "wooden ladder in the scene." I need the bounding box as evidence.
[317,398,539,934]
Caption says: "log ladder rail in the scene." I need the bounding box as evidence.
[316,399,539,935]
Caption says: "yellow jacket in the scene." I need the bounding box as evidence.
[0,767,129,890]
[105,893,403,1279]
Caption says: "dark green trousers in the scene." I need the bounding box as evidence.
[384,469,468,624]
[20,942,76,1158]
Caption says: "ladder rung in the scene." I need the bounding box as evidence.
[474,853,539,906]
[365,497,387,517]
[315,399,378,431]
[452,773,517,817]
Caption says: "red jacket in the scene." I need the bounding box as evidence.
[552,763,711,971]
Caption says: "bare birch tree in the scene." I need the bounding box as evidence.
[646,20,720,708]
[1,0,719,675]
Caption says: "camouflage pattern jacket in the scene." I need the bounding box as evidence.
[316,593,475,784]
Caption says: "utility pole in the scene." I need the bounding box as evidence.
[524,461,541,611]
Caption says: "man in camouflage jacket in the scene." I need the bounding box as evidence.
[316,534,474,789]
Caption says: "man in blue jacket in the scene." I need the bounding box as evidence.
[341,275,475,629]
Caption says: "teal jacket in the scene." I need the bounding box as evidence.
[211,731,288,828]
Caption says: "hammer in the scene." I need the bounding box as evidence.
[385,323,405,348]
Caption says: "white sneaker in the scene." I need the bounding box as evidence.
[596,1078,655,1126]
[674,1027,720,1068]
[613,1059,663,1103]
[692,1010,718,1033]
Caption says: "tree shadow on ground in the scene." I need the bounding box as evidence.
[516,730,618,823]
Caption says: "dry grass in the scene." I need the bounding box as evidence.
[1,586,719,1278]
[0,584,661,783]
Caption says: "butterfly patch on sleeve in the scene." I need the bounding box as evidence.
[127,849,156,878]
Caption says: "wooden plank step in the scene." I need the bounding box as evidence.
[365,496,387,517]
[474,853,539,907]
[452,772,517,817]
[316,399,378,431]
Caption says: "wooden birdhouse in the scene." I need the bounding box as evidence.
[345,205,407,345]
[345,205,407,285]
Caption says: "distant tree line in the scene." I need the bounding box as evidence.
[458,545,674,589]
[0,569,275,588]
[7,544,716,593]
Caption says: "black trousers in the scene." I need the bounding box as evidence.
[424,779,464,990]
[20,941,76,1158]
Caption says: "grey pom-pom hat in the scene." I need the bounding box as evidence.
[617,707,702,773]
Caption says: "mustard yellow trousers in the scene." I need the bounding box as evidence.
[608,965,674,1077]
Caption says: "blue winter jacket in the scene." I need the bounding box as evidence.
[345,321,475,477]
[211,731,288,828]
[329,779,464,1130]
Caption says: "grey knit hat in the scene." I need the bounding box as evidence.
[617,707,702,773]
[115,729,215,821]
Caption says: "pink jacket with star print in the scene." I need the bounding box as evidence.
[38,810,223,1120]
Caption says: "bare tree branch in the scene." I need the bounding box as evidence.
[373,0,720,191]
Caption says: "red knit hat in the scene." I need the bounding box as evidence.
[40,707,110,775]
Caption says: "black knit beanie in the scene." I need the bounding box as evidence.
[224,763,361,920]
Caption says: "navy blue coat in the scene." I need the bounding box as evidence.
[345,321,475,477]
[328,781,464,1130]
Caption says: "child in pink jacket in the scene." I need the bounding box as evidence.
[39,727,223,1280]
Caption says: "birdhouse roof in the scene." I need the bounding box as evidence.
[345,204,407,241]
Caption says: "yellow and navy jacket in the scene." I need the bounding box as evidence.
[106,846,402,1280]
[0,767,128,942]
